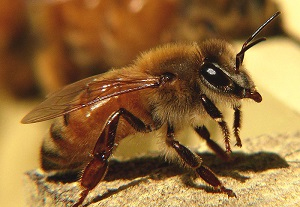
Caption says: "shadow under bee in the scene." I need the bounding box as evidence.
[90,151,288,205]
[183,151,289,188]
[40,151,288,205]
[46,151,288,183]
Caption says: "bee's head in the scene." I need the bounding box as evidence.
[198,11,280,103]
[198,39,262,103]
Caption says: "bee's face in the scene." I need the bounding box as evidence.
[198,39,262,103]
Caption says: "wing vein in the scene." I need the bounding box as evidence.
[21,76,161,123]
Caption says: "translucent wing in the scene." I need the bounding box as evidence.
[21,74,161,123]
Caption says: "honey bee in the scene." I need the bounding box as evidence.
[22,12,280,207]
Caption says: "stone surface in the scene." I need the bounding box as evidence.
[24,132,300,207]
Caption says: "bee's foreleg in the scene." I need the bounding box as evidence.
[166,124,236,197]
[73,108,151,207]
[233,106,242,147]
[200,94,232,153]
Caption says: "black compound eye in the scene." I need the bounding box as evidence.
[200,62,231,88]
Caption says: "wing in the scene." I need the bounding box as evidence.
[21,74,162,124]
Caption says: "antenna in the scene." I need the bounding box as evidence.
[235,11,281,72]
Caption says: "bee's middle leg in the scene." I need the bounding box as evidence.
[195,126,230,161]
[166,124,236,197]
[74,108,152,207]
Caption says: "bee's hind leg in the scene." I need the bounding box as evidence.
[73,108,152,207]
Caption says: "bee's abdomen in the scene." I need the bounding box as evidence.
[40,122,85,172]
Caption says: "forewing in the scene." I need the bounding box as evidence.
[21,74,161,123]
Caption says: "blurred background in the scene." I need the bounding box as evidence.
[0,0,299,206]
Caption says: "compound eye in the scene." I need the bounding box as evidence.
[200,62,231,88]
